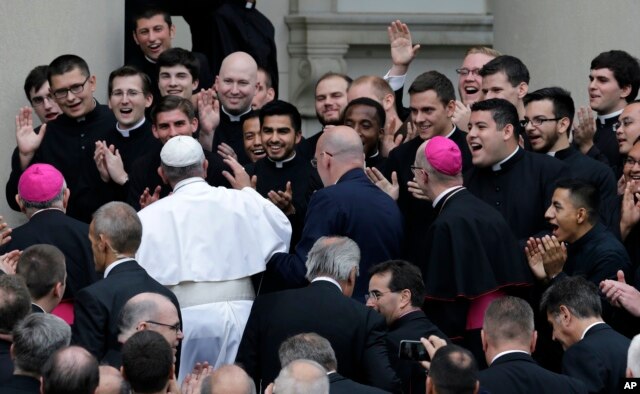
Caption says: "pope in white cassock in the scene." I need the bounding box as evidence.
[136,135,292,383]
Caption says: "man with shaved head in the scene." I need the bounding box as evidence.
[266,126,403,300]
[201,365,256,394]
[208,51,259,164]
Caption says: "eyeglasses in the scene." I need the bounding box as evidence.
[519,118,561,128]
[455,68,482,76]
[31,95,55,107]
[410,165,425,175]
[145,320,182,334]
[52,76,91,99]
[364,290,393,302]
[111,89,144,99]
[624,156,640,167]
[310,151,334,168]
[614,119,633,130]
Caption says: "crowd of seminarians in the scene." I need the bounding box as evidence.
[2,5,640,394]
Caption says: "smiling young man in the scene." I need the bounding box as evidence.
[241,111,266,163]
[6,55,116,223]
[343,97,386,169]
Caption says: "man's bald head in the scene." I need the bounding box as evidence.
[315,126,365,186]
[271,359,329,394]
[201,364,256,394]
[96,366,128,394]
[216,51,258,115]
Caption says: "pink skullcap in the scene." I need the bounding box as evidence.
[18,164,65,202]
[424,136,462,176]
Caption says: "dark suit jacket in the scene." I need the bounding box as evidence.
[236,280,401,393]
[0,338,13,384]
[267,168,404,301]
[479,352,587,394]
[561,323,630,394]
[71,260,181,364]
[329,372,391,394]
[0,209,96,300]
[3,374,41,394]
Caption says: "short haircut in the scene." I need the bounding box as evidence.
[258,66,273,89]
[24,65,50,100]
[200,365,256,394]
[48,54,90,83]
[629,334,640,377]
[305,236,360,282]
[429,345,478,394]
[315,72,352,92]
[122,330,173,393]
[161,156,205,184]
[12,313,71,375]
[471,98,520,131]
[524,87,575,130]
[16,244,66,299]
[273,359,329,394]
[278,333,338,371]
[369,260,425,307]
[241,109,260,127]
[108,65,153,96]
[479,55,530,86]
[591,50,640,103]
[259,100,302,133]
[19,184,66,211]
[350,75,394,102]
[42,346,99,394]
[92,202,142,255]
[483,296,534,345]
[408,71,456,105]
[132,6,172,29]
[540,276,602,319]
[151,95,196,124]
[465,46,502,58]
[157,47,200,81]
[343,97,386,130]
[0,274,31,335]
[554,178,599,224]
[118,293,172,342]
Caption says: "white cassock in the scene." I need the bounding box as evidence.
[136,177,291,382]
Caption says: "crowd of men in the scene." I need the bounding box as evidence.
[2,7,640,394]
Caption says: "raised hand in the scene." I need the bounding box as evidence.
[419,335,448,371]
[620,179,640,240]
[180,361,214,394]
[366,167,399,201]
[139,185,162,209]
[525,237,546,281]
[388,20,420,74]
[572,106,596,154]
[539,235,567,278]
[268,181,296,215]
[217,142,238,161]
[197,88,220,151]
[94,141,111,182]
[452,101,471,132]
[0,250,21,275]
[600,270,640,317]
[222,157,252,190]
[16,106,47,170]
[0,216,12,247]
[408,180,429,201]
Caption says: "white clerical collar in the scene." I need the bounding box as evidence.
[492,147,520,171]
[268,152,296,168]
[173,177,207,193]
[490,350,529,365]
[311,277,342,292]
[444,125,456,138]
[144,55,156,64]
[221,105,252,122]
[116,117,146,137]
[581,321,605,339]
[30,207,64,218]
[432,186,464,208]
[32,303,46,313]
[103,257,135,278]
[75,98,98,122]
[597,109,623,123]
[368,149,380,159]
[546,151,556,157]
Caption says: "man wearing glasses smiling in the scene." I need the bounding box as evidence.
[6,54,117,223]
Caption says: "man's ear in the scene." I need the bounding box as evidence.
[559,305,572,326]
[53,282,64,299]
[502,123,515,142]
[62,188,71,209]
[517,82,529,99]
[621,84,632,100]
[445,100,456,118]
[15,194,26,213]
[480,329,488,352]
[530,330,538,353]
[158,166,169,185]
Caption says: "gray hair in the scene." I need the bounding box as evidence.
[629,334,640,377]
[483,296,534,346]
[200,364,256,394]
[278,333,337,372]
[20,185,66,211]
[305,236,360,282]
[117,294,169,343]
[273,359,329,394]
[93,201,142,255]
[416,141,462,185]
[161,159,206,185]
[12,313,71,375]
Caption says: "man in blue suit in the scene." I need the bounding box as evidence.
[265,125,404,300]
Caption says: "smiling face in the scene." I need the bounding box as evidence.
[524,99,564,153]
[251,69,275,110]
[109,75,153,128]
[158,65,197,100]
[623,142,640,184]
[315,76,349,126]
[409,89,455,140]
[261,114,300,161]
[616,103,640,155]
[242,117,265,162]
[458,52,494,105]
[366,272,401,325]
[29,81,61,123]
[467,110,512,167]
[50,67,96,119]
[544,188,581,243]
[589,68,630,115]
[133,14,175,61]
[343,104,383,157]
[481,71,524,107]
[215,53,257,115]
[152,109,198,144]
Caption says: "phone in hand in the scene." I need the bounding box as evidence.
[398,339,430,361]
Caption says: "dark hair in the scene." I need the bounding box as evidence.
[471,98,520,131]
[24,65,50,101]
[157,47,200,81]
[259,100,302,133]
[591,50,640,103]
[241,110,260,127]
[524,87,575,130]
[48,55,90,83]
[540,276,602,319]
[554,178,599,224]
[151,95,196,124]
[122,330,173,393]
[132,7,172,29]
[0,275,31,335]
[343,97,386,130]
[369,260,425,307]
[483,296,534,345]
[108,65,153,96]
[42,346,99,394]
[429,345,478,394]
[257,66,273,89]
[16,244,66,300]
[315,72,353,92]
[479,55,530,86]
[408,71,455,105]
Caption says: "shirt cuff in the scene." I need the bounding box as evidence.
[383,71,406,92]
